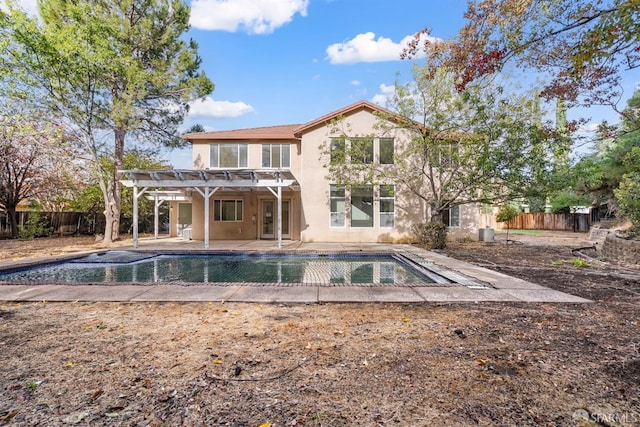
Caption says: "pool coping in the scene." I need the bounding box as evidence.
[0,240,592,303]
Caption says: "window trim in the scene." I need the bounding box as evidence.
[209,143,248,169]
[350,185,374,228]
[330,185,346,228]
[351,137,374,164]
[262,143,291,169]
[379,185,395,228]
[443,205,461,227]
[214,199,244,222]
[330,137,345,165]
[378,138,394,165]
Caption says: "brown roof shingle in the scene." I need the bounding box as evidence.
[182,124,301,141]
[181,100,400,143]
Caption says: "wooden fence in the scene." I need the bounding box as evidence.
[480,213,591,232]
[0,211,104,236]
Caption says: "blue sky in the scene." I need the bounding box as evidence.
[5,0,639,168]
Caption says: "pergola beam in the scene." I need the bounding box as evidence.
[120,169,299,249]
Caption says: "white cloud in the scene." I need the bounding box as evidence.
[190,0,309,34]
[326,31,437,64]
[351,80,361,86]
[188,97,254,119]
[371,83,395,106]
[0,0,39,16]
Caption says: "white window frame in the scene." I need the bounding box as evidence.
[350,137,374,164]
[350,185,374,228]
[214,199,244,222]
[210,143,248,169]
[379,185,395,228]
[262,144,290,169]
[378,138,394,165]
[330,185,346,227]
[443,205,461,227]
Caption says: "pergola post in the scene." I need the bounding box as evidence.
[153,193,166,240]
[132,185,148,248]
[267,185,283,250]
[277,185,282,250]
[204,187,210,249]
[194,186,218,249]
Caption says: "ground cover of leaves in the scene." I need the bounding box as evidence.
[0,234,639,426]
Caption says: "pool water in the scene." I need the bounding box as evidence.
[0,252,450,287]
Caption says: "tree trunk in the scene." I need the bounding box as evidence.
[8,207,19,238]
[430,206,443,223]
[102,127,126,243]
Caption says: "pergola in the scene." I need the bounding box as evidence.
[120,169,299,249]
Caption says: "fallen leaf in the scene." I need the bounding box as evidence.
[402,317,410,323]
[64,361,74,367]
[88,389,103,402]
[213,359,223,364]
[258,422,271,427]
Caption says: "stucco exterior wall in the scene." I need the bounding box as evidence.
[446,204,481,241]
[182,105,483,243]
[297,110,426,243]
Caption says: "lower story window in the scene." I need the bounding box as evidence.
[443,205,460,227]
[329,184,395,228]
[351,185,373,228]
[214,200,243,222]
[330,185,345,227]
[379,185,395,227]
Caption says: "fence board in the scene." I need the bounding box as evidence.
[483,212,591,232]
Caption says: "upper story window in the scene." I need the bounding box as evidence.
[210,143,248,168]
[330,137,345,165]
[262,144,290,169]
[330,137,393,165]
[379,138,394,164]
[351,137,374,164]
[437,144,459,168]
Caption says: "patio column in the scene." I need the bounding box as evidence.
[153,193,166,240]
[277,185,282,250]
[132,185,148,248]
[194,186,219,249]
[266,185,283,250]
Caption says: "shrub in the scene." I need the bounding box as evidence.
[412,221,448,249]
[20,212,50,240]
[614,172,640,235]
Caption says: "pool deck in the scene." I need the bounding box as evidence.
[0,237,591,304]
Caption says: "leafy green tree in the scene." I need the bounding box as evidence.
[613,147,640,232]
[571,89,640,213]
[70,149,170,234]
[324,65,554,225]
[496,203,520,244]
[1,0,213,243]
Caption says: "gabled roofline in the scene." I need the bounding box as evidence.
[293,100,399,137]
[179,100,411,143]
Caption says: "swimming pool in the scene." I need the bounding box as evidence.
[0,251,490,288]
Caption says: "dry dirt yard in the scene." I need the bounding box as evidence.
[0,234,639,426]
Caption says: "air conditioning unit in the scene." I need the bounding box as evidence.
[182,227,192,241]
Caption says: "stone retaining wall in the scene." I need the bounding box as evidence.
[602,234,640,266]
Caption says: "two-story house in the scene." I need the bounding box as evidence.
[122,100,481,247]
